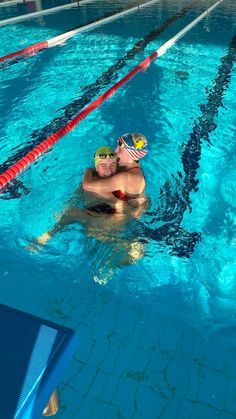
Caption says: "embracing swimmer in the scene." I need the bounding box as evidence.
[83,146,120,214]
[31,133,149,248]
[31,146,120,247]
[82,133,148,202]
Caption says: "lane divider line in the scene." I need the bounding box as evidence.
[0,0,223,190]
[0,0,159,64]
[0,0,23,7]
[0,0,94,27]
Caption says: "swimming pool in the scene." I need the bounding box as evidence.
[0,0,236,417]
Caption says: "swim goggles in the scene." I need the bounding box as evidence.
[96,152,116,159]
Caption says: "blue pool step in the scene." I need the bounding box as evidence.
[0,303,78,418]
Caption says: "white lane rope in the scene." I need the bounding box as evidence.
[48,0,160,48]
[0,0,23,7]
[0,0,94,27]
[157,0,223,57]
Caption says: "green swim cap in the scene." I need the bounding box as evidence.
[94,146,116,169]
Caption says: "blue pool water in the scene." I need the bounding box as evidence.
[0,0,236,417]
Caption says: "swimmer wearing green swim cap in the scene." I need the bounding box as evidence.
[31,137,148,250]
[94,146,117,178]
[31,146,119,247]
[83,133,148,200]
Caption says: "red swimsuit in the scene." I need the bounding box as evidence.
[112,190,141,201]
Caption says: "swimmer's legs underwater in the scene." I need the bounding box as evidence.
[88,235,145,286]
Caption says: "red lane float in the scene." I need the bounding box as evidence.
[0,51,158,189]
[0,41,49,63]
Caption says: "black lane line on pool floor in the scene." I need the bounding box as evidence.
[140,33,236,258]
[0,6,190,199]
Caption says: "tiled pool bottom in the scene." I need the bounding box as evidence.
[44,283,236,419]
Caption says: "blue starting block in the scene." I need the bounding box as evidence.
[0,303,78,418]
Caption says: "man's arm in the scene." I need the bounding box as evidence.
[82,168,126,193]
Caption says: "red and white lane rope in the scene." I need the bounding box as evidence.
[0,0,158,64]
[0,0,223,190]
